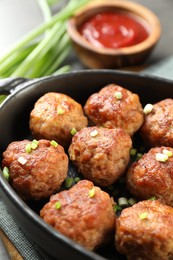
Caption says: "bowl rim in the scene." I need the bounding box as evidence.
[67,0,161,56]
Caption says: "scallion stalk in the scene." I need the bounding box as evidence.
[0,0,91,78]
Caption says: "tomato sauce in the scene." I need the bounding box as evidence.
[79,12,149,49]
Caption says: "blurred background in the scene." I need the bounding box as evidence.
[0,0,173,68]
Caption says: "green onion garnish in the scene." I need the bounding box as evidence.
[50,140,58,147]
[2,167,10,181]
[65,177,73,189]
[113,204,122,213]
[128,197,137,206]
[130,148,137,156]
[136,153,143,160]
[139,212,148,220]
[25,143,32,153]
[18,156,27,165]
[71,128,77,136]
[89,188,95,198]
[156,153,168,162]
[118,197,128,207]
[143,104,153,114]
[57,108,64,115]
[114,91,122,100]
[90,129,98,137]
[163,149,172,157]
[31,139,39,150]
[55,201,61,210]
[148,196,156,201]
[74,177,81,183]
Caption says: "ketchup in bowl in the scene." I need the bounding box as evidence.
[79,12,149,49]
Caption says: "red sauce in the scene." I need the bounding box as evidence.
[79,12,149,49]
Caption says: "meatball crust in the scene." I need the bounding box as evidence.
[2,139,68,200]
[68,126,132,187]
[141,99,173,147]
[127,146,173,206]
[84,84,144,136]
[29,92,88,147]
[116,200,173,260]
[40,180,115,250]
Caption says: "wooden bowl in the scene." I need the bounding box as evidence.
[67,0,161,69]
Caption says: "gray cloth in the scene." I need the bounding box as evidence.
[0,200,52,259]
[0,57,173,259]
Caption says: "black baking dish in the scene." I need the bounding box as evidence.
[0,70,173,260]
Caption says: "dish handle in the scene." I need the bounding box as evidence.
[0,77,31,94]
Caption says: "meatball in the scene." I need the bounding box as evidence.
[68,126,132,187]
[29,92,88,147]
[116,200,173,260]
[2,139,68,200]
[127,146,173,207]
[84,84,144,136]
[141,99,173,147]
[40,180,115,250]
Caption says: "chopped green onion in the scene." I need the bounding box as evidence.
[71,128,77,136]
[89,188,95,198]
[31,139,39,150]
[18,156,27,165]
[130,148,137,156]
[114,91,122,100]
[139,212,148,220]
[90,129,98,137]
[2,167,10,181]
[55,201,61,210]
[118,197,128,208]
[143,104,153,114]
[156,153,168,162]
[128,197,137,206]
[50,140,58,147]
[136,153,143,160]
[148,196,156,201]
[25,143,32,153]
[113,204,122,213]
[65,177,74,188]
[57,108,64,115]
[163,149,172,157]
[74,177,81,183]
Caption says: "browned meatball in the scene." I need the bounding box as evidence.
[84,84,144,136]
[40,180,115,250]
[68,126,132,187]
[127,146,173,206]
[2,139,68,200]
[29,92,88,147]
[116,200,173,260]
[141,99,173,147]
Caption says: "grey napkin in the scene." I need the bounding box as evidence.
[0,56,173,259]
[0,200,52,259]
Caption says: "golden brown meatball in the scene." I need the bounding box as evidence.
[2,139,68,200]
[116,200,173,260]
[141,99,173,147]
[40,180,115,250]
[29,92,88,148]
[127,146,173,206]
[68,126,132,187]
[84,84,144,136]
